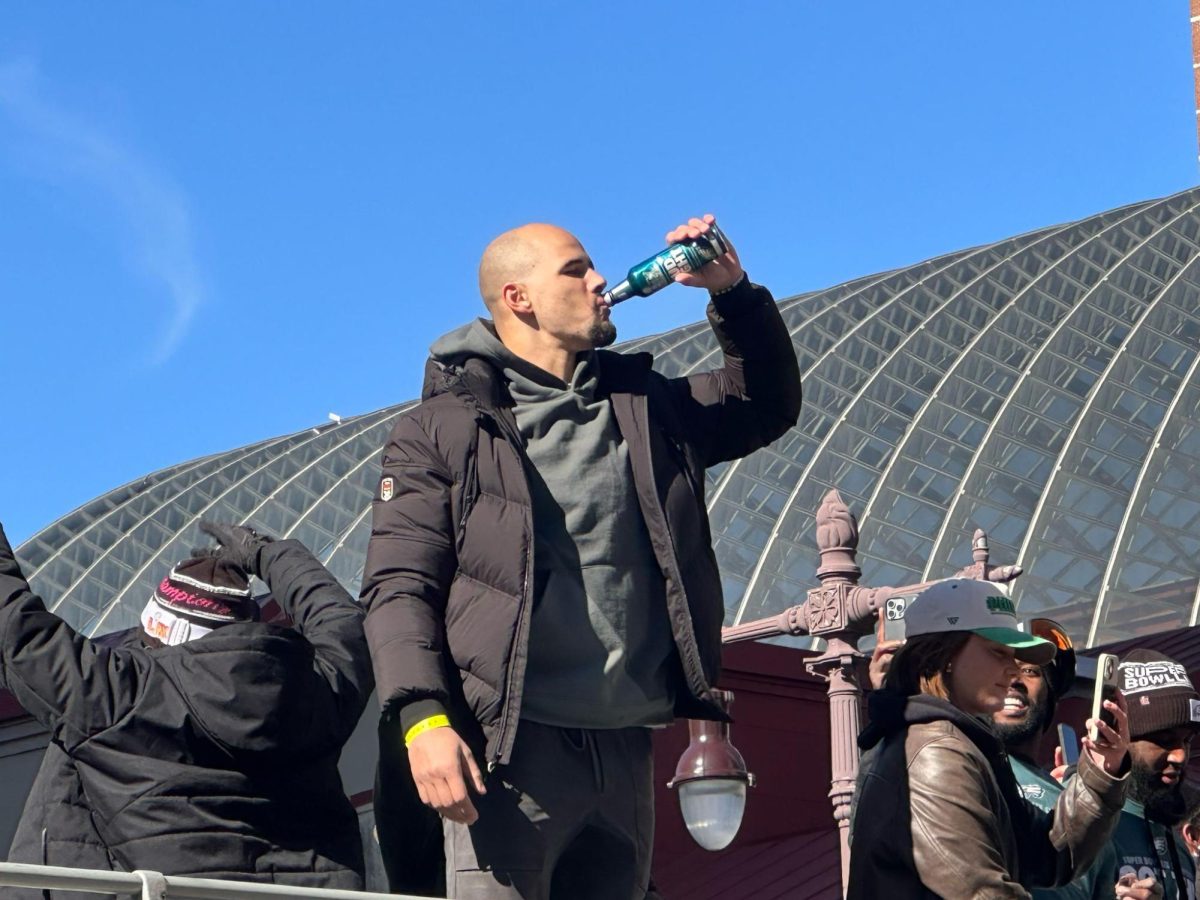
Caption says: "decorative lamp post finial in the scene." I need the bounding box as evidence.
[815,489,861,582]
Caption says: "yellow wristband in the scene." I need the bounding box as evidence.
[404,714,451,747]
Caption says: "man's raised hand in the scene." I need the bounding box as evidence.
[1082,689,1130,776]
[198,521,273,578]
[664,214,743,293]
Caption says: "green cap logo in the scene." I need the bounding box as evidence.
[986,595,1016,616]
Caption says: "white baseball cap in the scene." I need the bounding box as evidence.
[904,578,1056,666]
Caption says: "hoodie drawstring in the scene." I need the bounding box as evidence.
[564,728,605,793]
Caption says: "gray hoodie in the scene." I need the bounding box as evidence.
[430,320,674,728]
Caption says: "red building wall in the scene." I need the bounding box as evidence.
[651,640,843,900]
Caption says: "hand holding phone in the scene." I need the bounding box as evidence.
[869,605,906,690]
[1089,653,1120,742]
[1080,655,1130,776]
[879,597,906,642]
[1056,723,1080,768]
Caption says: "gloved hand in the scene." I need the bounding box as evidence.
[197,521,274,578]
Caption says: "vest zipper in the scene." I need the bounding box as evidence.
[665,431,703,504]
[635,393,710,702]
[487,407,534,771]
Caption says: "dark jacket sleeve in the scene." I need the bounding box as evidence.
[257,538,374,742]
[359,415,458,726]
[667,277,802,466]
[0,525,148,747]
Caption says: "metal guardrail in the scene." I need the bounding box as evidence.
[0,862,430,900]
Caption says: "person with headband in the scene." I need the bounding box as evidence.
[0,520,372,892]
[848,579,1131,899]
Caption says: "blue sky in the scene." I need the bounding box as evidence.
[0,3,1194,544]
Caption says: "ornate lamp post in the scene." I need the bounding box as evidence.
[718,489,1022,894]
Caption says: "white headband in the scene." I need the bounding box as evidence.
[141,597,215,646]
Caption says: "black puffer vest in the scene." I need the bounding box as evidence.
[362,279,803,767]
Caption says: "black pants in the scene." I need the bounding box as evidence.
[445,720,655,900]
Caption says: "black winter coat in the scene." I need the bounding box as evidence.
[360,278,802,768]
[0,532,374,890]
[7,629,140,900]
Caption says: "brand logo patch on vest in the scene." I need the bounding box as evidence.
[380,476,395,503]
[986,595,1016,616]
[1019,783,1045,801]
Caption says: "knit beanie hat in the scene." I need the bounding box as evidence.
[1118,649,1200,739]
[141,555,257,646]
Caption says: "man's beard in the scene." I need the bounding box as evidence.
[588,320,617,348]
[1130,763,1187,825]
[992,694,1050,748]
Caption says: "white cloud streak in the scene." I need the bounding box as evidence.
[0,58,203,364]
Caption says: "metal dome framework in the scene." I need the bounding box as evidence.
[17,186,1200,648]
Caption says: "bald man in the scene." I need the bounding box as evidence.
[361,216,801,899]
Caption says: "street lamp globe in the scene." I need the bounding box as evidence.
[668,689,755,852]
[676,776,750,851]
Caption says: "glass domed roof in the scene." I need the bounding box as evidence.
[17,186,1200,648]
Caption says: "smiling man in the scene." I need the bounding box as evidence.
[991,624,1074,768]
[360,216,802,898]
[990,628,1121,899]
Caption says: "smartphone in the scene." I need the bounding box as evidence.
[1089,652,1120,741]
[1056,723,1080,767]
[878,597,906,642]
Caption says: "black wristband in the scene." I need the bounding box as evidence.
[708,273,747,297]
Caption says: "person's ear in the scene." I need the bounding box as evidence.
[1183,822,1200,851]
[500,282,533,316]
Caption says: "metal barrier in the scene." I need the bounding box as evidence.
[0,862,429,900]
